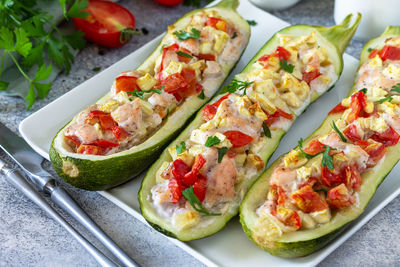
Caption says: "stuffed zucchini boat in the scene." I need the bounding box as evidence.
[240,26,400,258]
[139,14,361,241]
[49,0,250,190]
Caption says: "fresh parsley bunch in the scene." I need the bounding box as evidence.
[0,0,88,109]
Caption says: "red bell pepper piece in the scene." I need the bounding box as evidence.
[193,174,207,202]
[168,178,184,204]
[183,154,206,186]
[198,53,216,61]
[347,91,366,122]
[378,45,400,61]
[224,130,253,148]
[206,17,227,32]
[275,46,291,61]
[202,94,230,121]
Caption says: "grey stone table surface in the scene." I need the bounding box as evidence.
[0,0,399,266]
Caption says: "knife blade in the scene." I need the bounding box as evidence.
[0,122,139,267]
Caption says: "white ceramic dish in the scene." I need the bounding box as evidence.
[19,1,400,266]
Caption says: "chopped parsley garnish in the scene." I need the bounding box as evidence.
[359,88,367,94]
[298,138,318,159]
[217,147,229,163]
[128,88,162,99]
[92,67,101,72]
[391,83,400,93]
[173,28,200,41]
[376,96,393,104]
[182,186,221,216]
[176,141,186,155]
[246,20,257,26]
[322,146,335,170]
[262,122,271,138]
[219,78,254,95]
[197,89,205,99]
[176,51,193,58]
[367,48,373,52]
[279,59,294,73]
[205,136,221,147]
[232,32,238,39]
[332,121,347,142]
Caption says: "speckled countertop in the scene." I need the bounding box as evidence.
[1,0,399,266]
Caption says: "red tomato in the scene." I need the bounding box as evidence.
[65,134,81,147]
[115,76,139,94]
[179,68,197,97]
[347,91,366,122]
[257,54,270,62]
[378,45,400,61]
[370,126,400,147]
[198,53,216,61]
[321,166,342,187]
[91,139,119,148]
[168,178,184,204]
[206,17,228,32]
[356,140,387,166]
[343,124,362,142]
[155,0,184,6]
[269,184,286,207]
[159,44,179,73]
[84,110,107,124]
[183,154,206,186]
[326,183,356,209]
[274,46,291,61]
[343,165,361,191]
[111,126,130,141]
[98,114,117,130]
[302,69,321,85]
[274,207,301,229]
[161,73,188,95]
[304,139,325,155]
[264,108,293,127]
[202,94,230,121]
[224,131,253,148]
[77,144,103,155]
[368,49,379,59]
[176,48,193,63]
[193,175,207,202]
[328,103,347,115]
[291,185,328,213]
[73,0,136,48]
[172,159,191,183]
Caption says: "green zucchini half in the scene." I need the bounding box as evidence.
[240,26,400,258]
[49,0,250,191]
[139,14,361,241]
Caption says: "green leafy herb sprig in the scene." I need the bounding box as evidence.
[205,136,221,147]
[332,121,347,142]
[262,122,271,138]
[182,186,221,216]
[0,0,88,109]
[217,147,228,163]
[173,28,200,41]
[279,59,294,73]
[298,138,336,170]
[176,141,186,154]
[376,96,393,104]
[176,51,193,58]
[246,20,257,26]
[219,78,254,95]
[391,83,400,93]
[128,88,162,99]
[197,89,205,99]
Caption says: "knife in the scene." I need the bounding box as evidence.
[0,122,139,267]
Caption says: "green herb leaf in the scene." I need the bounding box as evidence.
[173,28,200,41]
[197,89,205,100]
[298,138,323,159]
[22,42,45,68]
[219,78,253,95]
[34,65,52,82]
[25,83,36,110]
[232,32,238,39]
[332,121,347,142]
[176,51,193,58]
[262,122,271,138]
[128,88,162,99]
[176,141,186,155]
[367,48,373,52]
[321,146,335,170]
[246,20,257,26]
[279,59,294,73]
[0,27,14,51]
[182,186,221,216]
[376,96,393,104]
[67,0,89,19]
[0,80,9,91]
[92,67,101,72]
[59,0,68,18]
[359,88,367,94]
[33,82,52,99]
[205,136,221,147]
[391,83,400,93]
[64,31,86,50]
[217,147,229,163]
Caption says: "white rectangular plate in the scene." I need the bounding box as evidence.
[19,1,400,266]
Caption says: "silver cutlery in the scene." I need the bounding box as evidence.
[0,122,139,267]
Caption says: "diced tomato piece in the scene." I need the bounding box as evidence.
[326,183,356,209]
[176,48,192,63]
[268,184,287,207]
[111,126,130,141]
[321,166,342,187]
[65,135,81,147]
[347,91,366,122]
[299,176,319,189]
[302,69,321,85]
[342,165,362,191]
[370,126,400,147]
[291,185,329,213]
[171,159,191,183]
[264,108,294,127]
[368,49,379,59]
[224,131,253,148]
[356,139,387,166]
[84,110,107,124]
[161,73,188,94]
[378,45,400,61]
[304,139,325,156]
[202,94,230,121]
[343,124,362,142]
[91,139,119,148]
[159,43,179,73]
[275,207,301,229]
[193,174,207,202]
[198,53,216,61]
[115,76,140,94]
[328,103,347,115]
[179,68,197,97]
[168,178,184,204]
[206,17,227,32]
[257,54,270,62]
[183,154,206,186]
[195,83,203,94]
[98,114,117,130]
[77,144,103,155]
[173,93,183,102]
[274,46,291,61]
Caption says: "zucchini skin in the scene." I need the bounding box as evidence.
[49,0,250,191]
[240,26,400,258]
[139,15,361,241]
